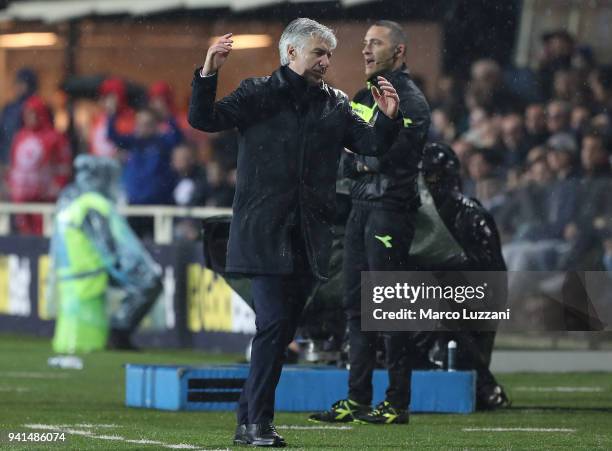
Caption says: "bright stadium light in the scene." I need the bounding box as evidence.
[0,32,59,48]
[208,34,272,50]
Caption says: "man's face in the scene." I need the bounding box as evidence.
[581,136,607,170]
[363,26,397,78]
[502,114,524,147]
[526,104,546,133]
[13,80,28,99]
[172,145,194,173]
[530,160,552,185]
[289,36,332,86]
[135,111,157,138]
[547,102,569,133]
[547,150,572,172]
[467,153,491,180]
[101,93,119,114]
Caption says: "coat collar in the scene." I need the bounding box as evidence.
[271,66,331,99]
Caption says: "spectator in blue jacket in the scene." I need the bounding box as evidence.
[108,106,182,238]
[108,106,182,204]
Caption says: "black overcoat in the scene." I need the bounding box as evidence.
[189,67,401,279]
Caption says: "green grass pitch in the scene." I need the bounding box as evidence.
[0,334,611,450]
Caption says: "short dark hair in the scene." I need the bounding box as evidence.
[373,20,407,48]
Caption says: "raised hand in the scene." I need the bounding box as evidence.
[202,33,234,76]
[371,76,399,120]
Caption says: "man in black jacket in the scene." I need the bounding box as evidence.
[310,21,430,425]
[189,18,402,447]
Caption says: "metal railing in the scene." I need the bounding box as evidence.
[0,202,232,244]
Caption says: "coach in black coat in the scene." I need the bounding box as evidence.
[189,36,401,282]
[188,19,402,447]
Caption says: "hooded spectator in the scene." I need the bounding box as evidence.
[89,77,135,158]
[148,81,179,134]
[7,95,72,234]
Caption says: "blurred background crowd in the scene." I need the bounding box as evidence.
[0,70,239,240]
[426,29,612,274]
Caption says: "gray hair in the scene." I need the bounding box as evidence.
[278,18,337,65]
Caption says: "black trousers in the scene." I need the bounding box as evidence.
[343,204,417,410]
[237,234,316,425]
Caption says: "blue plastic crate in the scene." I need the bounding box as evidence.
[125,364,475,413]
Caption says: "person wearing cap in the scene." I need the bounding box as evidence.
[49,155,162,353]
[0,68,39,178]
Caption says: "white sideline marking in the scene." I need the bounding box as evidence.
[277,425,353,430]
[74,423,119,428]
[164,445,201,449]
[125,439,165,445]
[464,428,576,433]
[0,371,70,379]
[23,424,206,449]
[24,423,117,429]
[515,386,603,393]
[0,386,30,392]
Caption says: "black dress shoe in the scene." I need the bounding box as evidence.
[233,424,249,445]
[246,422,286,447]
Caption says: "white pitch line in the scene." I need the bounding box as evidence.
[0,386,30,392]
[277,425,353,430]
[23,424,206,449]
[0,371,70,379]
[163,445,202,449]
[463,428,576,433]
[125,439,165,445]
[74,423,119,428]
[514,386,603,393]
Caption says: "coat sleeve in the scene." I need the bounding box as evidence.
[342,96,402,157]
[356,85,430,172]
[188,69,251,132]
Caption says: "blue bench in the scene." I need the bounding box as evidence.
[125,364,475,413]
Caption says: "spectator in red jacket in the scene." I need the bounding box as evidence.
[7,95,72,234]
[89,77,135,158]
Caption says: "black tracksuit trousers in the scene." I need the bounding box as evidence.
[343,203,417,410]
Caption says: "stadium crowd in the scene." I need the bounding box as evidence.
[0,29,610,273]
[0,72,238,239]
